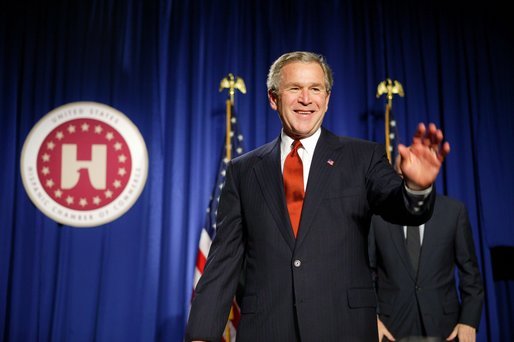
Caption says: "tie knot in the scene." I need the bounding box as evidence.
[291,140,302,153]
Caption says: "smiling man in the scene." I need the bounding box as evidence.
[268,59,330,139]
[186,51,450,341]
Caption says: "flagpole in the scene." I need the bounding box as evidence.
[384,102,393,163]
[220,73,246,161]
[376,78,404,163]
[225,99,232,160]
[218,73,246,342]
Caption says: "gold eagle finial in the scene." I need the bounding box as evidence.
[219,73,246,104]
[376,78,404,103]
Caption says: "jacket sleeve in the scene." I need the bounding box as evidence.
[454,203,484,328]
[185,161,245,341]
[366,143,435,226]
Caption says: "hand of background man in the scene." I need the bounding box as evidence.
[377,316,396,341]
[446,323,476,342]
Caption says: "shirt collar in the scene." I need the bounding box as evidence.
[280,128,321,156]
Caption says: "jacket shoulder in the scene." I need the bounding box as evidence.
[322,128,381,148]
[435,195,466,211]
[231,139,277,164]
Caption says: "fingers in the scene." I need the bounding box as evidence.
[412,122,451,161]
[428,131,449,162]
[425,122,443,147]
[424,123,436,147]
[412,123,426,144]
[383,329,396,341]
[397,144,409,165]
[453,324,477,342]
[413,122,437,146]
[446,325,458,341]
[438,141,451,161]
[397,144,407,155]
[377,317,396,341]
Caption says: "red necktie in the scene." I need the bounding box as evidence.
[284,140,304,237]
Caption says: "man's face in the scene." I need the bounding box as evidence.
[268,61,331,139]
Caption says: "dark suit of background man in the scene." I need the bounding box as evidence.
[185,51,451,341]
[369,157,484,342]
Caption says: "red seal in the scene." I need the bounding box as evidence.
[21,102,148,227]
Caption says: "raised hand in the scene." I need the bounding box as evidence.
[398,122,451,191]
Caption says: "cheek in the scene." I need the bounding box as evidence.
[320,94,330,112]
[319,101,328,114]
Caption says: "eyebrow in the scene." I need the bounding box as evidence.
[283,82,325,88]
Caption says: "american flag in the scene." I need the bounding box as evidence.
[193,111,245,342]
[376,78,404,164]
[386,107,400,164]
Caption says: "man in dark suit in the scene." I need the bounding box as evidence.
[185,51,450,341]
[369,158,484,342]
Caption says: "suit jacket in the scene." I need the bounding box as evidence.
[369,195,484,340]
[186,128,435,342]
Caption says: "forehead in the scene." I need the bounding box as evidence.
[279,61,325,86]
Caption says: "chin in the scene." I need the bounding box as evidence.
[292,131,313,138]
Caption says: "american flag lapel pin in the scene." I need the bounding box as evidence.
[327,159,334,166]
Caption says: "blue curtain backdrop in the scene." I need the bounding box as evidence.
[1,0,513,341]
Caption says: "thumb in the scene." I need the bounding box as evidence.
[446,325,458,341]
[383,329,396,341]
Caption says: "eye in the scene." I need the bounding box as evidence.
[311,87,321,94]
[288,87,300,93]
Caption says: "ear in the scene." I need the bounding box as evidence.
[268,90,278,111]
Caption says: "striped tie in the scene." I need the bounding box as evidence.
[406,225,421,272]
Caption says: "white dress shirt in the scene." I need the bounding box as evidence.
[403,224,425,245]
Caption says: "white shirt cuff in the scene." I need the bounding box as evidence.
[404,184,432,198]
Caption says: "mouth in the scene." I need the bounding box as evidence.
[294,110,314,115]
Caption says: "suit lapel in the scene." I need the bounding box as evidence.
[295,129,340,249]
[253,138,296,251]
[390,222,417,280]
[417,202,440,274]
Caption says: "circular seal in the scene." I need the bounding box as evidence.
[20,102,149,227]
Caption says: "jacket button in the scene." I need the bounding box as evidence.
[293,259,302,267]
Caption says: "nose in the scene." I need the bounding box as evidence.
[298,88,311,104]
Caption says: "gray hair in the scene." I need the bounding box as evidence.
[266,51,334,94]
